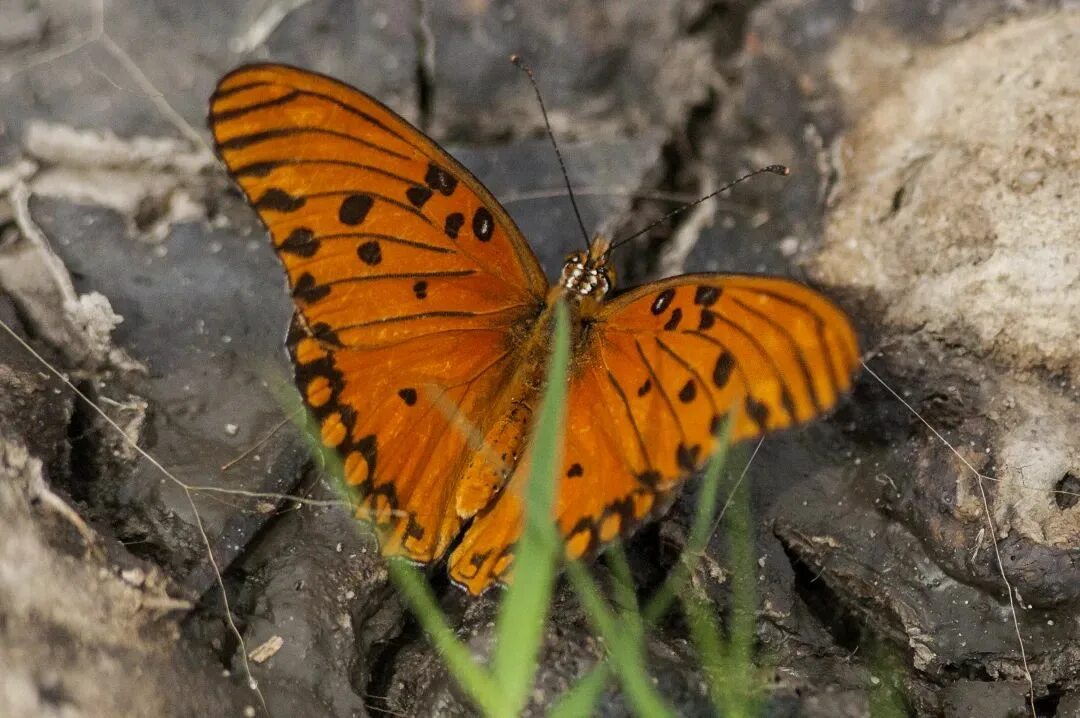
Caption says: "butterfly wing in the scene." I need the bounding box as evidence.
[210,64,549,562]
[449,274,858,593]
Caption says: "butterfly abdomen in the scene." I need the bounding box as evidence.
[453,298,573,520]
[455,400,533,519]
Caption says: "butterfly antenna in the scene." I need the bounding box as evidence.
[605,164,790,256]
[511,54,591,251]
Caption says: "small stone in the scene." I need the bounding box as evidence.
[1015,169,1043,193]
[225,423,238,436]
[248,635,284,664]
[120,567,146,586]
[778,235,800,256]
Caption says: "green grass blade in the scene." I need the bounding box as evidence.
[726,472,756,685]
[388,560,503,716]
[491,301,571,713]
[567,562,675,718]
[685,466,762,717]
[547,662,609,718]
[643,418,732,624]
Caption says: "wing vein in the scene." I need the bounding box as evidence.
[633,339,686,439]
[604,369,653,470]
[727,295,822,413]
[234,158,418,189]
[321,270,476,288]
[654,336,720,416]
[728,286,851,392]
[210,90,300,121]
[297,231,453,255]
[218,127,411,161]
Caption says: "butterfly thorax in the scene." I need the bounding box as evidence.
[559,239,616,308]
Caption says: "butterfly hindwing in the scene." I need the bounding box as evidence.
[596,274,860,450]
[210,64,549,562]
[448,359,679,594]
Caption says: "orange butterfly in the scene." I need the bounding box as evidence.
[209,64,859,595]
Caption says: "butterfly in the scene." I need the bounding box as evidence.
[208,63,859,596]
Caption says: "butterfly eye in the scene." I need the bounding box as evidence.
[601,265,616,294]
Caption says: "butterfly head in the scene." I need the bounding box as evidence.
[560,241,615,301]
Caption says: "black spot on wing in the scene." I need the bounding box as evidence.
[406,186,433,208]
[676,443,701,471]
[398,388,417,406]
[663,308,682,331]
[472,207,494,242]
[425,163,458,195]
[310,322,342,346]
[357,240,382,265]
[339,194,374,225]
[567,463,584,478]
[651,288,675,315]
[256,188,305,212]
[678,379,696,403]
[713,351,735,388]
[444,212,464,240]
[694,285,720,306]
[746,396,770,431]
[293,273,331,304]
[637,470,661,487]
[280,227,319,257]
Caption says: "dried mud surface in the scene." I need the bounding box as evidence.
[0,1,1078,716]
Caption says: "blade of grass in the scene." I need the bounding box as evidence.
[566,561,674,718]
[547,662,609,718]
[604,544,641,628]
[491,301,571,713]
[725,471,756,686]
[643,418,732,624]
[868,638,908,717]
[684,466,762,717]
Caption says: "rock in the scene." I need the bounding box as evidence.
[0,438,251,717]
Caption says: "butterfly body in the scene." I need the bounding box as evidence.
[210,64,860,595]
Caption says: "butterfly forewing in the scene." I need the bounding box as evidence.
[210,64,548,562]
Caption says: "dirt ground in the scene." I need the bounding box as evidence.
[1,1,1078,716]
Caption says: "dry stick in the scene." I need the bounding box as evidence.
[229,0,314,54]
[0,0,104,82]
[221,416,292,471]
[98,33,211,153]
[861,360,1036,716]
[706,436,765,542]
